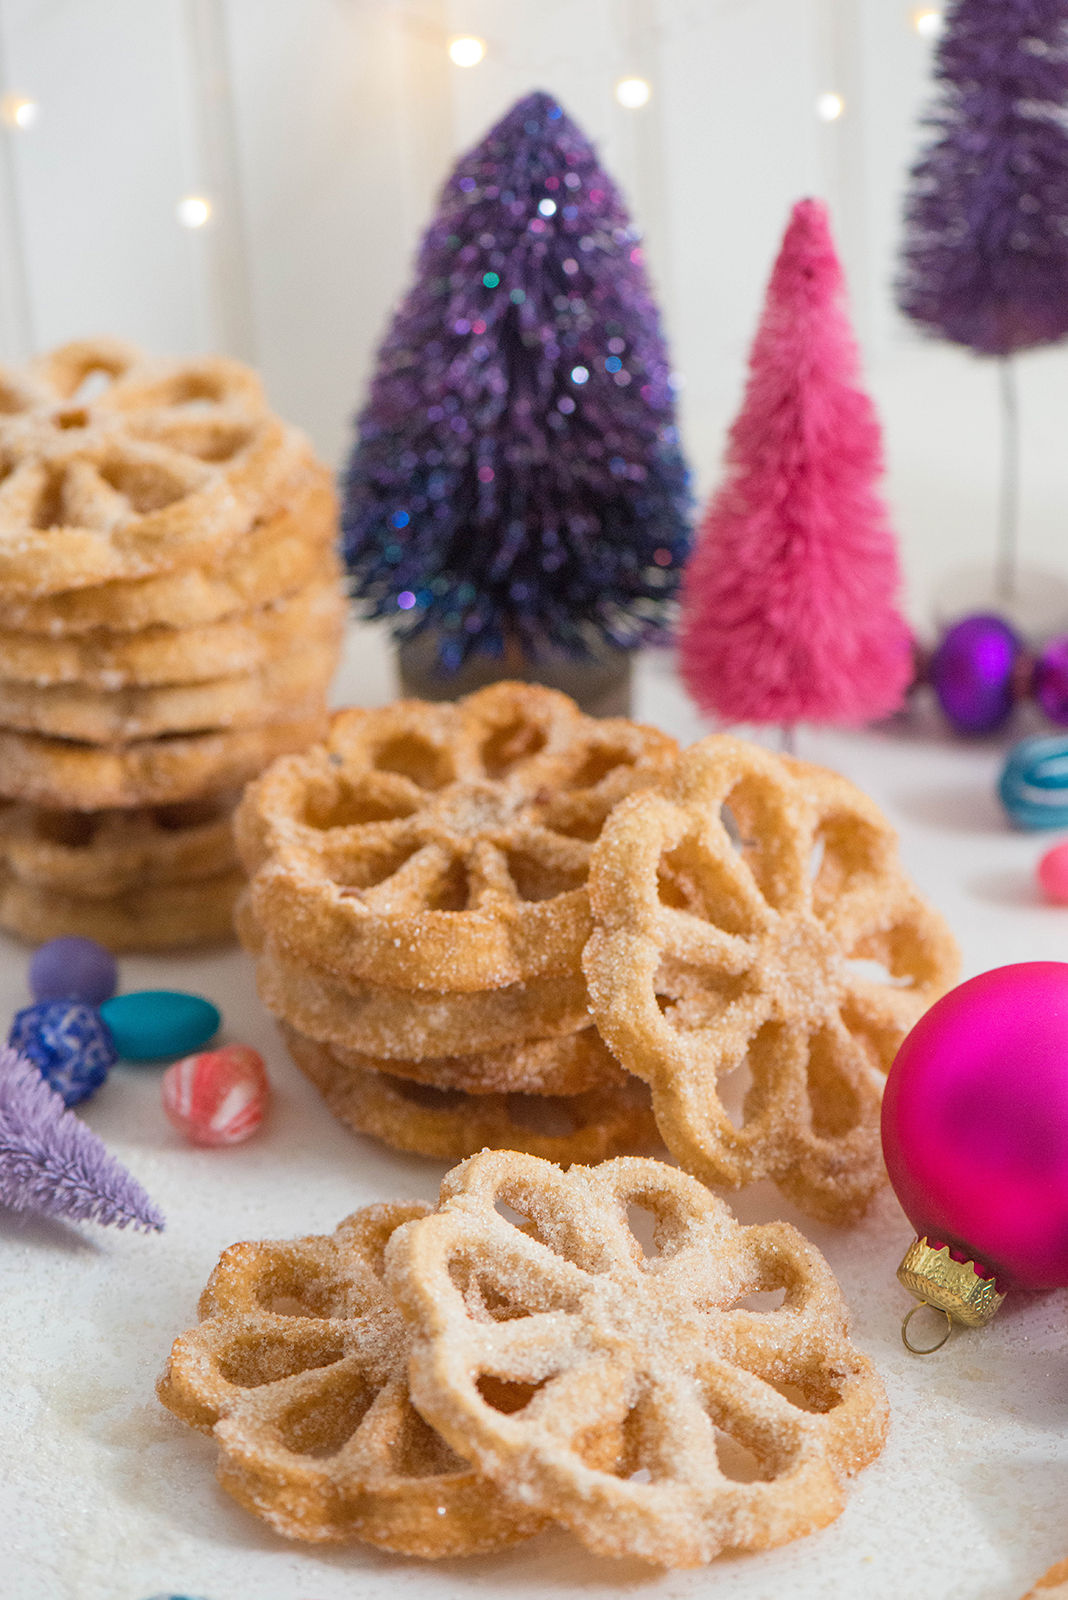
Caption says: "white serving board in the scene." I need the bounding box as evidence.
[3,625,1066,1600]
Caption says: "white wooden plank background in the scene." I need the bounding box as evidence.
[0,0,1065,623]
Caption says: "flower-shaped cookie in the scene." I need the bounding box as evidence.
[0,337,308,595]
[282,1022,659,1164]
[157,1202,547,1556]
[236,681,678,991]
[583,736,959,1221]
[387,1151,889,1568]
[0,793,239,896]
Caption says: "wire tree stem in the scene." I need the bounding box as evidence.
[995,355,1019,604]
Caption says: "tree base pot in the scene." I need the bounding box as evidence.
[396,630,633,717]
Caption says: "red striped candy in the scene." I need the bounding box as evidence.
[162,1044,268,1147]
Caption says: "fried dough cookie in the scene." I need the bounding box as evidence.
[247,934,592,1061]
[283,1024,659,1165]
[0,338,311,595]
[0,865,242,950]
[157,1203,546,1555]
[583,736,960,1223]
[0,714,330,809]
[387,1150,889,1568]
[324,1026,629,1096]
[0,575,341,689]
[0,794,239,896]
[1022,1560,1068,1598]
[236,681,678,992]
[0,629,342,743]
[0,469,335,634]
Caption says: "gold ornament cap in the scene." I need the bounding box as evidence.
[897,1237,1005,1329]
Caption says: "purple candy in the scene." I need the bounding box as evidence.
[1035,636,1068,727]
[930,613,1020,734]
[29,937,117,1006]
[8,1000,117,1107]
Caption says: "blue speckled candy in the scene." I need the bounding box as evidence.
[99,990,220,1061]
[29,936,117,1005]
[998,735,1068,829]
[8,999,118,1106]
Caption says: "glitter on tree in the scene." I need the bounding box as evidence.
[679,199,912,730]
[0,1046,165,1231]
[898,0,1068,356]
[341,90,691,669]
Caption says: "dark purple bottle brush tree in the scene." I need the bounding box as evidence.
[341,91,691,674]
[897,0,1068,602]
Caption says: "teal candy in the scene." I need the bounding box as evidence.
[99,991,220,1061]
[998,736,1068,830]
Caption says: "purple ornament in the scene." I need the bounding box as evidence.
[29,936,117,1006]
[930,613,1020,733]
[897,0,1068,356]
[1034,635,1068,725]
[8,1000,117,1107]
[341,90,691,671]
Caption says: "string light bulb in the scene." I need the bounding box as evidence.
[1,95,38,130]
[913,8,944,39]
[448,36,485,67]
[616,77,651,109]
[816,92,844,121]
[176,195,212,229]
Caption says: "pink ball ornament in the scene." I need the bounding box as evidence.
[1038,842,1068,904]
[882,963,1068,1312]
[161,1044,268,1148]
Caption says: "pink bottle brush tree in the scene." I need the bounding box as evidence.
[679,198,913,731]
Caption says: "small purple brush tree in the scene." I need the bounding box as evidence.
[341,91,691,673]
[897,0,1068,598]
[0,1047,164,1231]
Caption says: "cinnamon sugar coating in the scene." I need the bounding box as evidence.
[1022,1559,1068,1598]
[322,1022,628,1096]
[236,896,592,1060]
[282,1024,660,1164]
[0,576,341,688]
[583,736,959,1222]
[0,714,329,809]
[0,628,341,743]
[236,681,677,992]
[0,793,239,896]
[158,1203,547,1555]
[0,470,335,634]
[0,863,241,949]
[387,1150,889,1567]
[0,338,311,596]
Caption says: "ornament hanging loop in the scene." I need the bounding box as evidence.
[901,1302,953,1355]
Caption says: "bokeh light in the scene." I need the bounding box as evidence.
[176,195,212,228]
[616,78,651,109]
[913,9,944,39]
[1,95,38,129]
[448,37,485,67]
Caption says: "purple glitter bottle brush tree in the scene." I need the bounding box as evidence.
[341,91,691,711]
[897,0,1068,610]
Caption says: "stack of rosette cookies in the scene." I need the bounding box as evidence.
[236,679,960,1225]
[0,338,344,950]
[163,687,967,1568]
[235,681,681,1161]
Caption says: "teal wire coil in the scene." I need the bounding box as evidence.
[999,736,1068,830]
